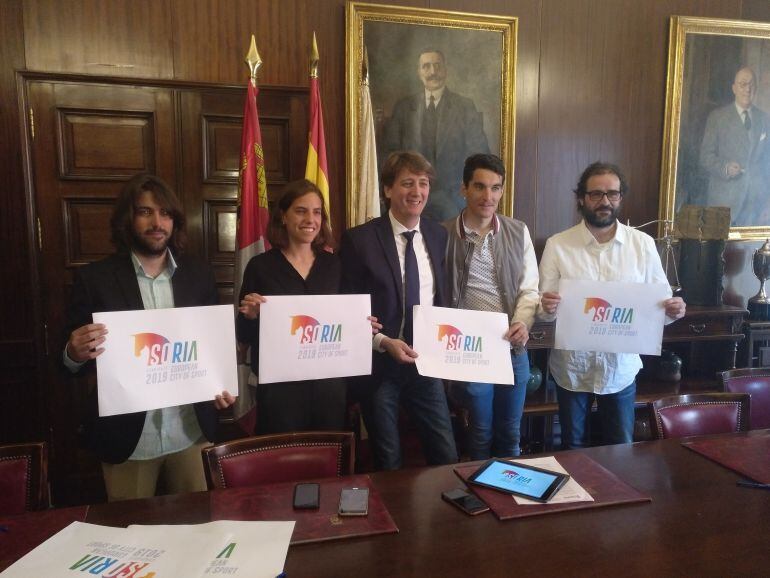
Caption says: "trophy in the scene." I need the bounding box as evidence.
[748,239,770,321]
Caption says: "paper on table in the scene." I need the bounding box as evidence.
[0,520,294,578]
[509,456,594,505]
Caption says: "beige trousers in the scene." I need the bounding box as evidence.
[101,440,210,502]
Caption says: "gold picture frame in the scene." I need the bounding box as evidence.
[345,1,517,227]
[660,16,770,240]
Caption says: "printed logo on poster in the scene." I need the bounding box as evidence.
[436,324,487,366]
[290,314,346,360]
[132,331,206,385]
[583,297,637,337]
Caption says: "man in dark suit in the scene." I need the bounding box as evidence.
[700,66,770,226]
[64,173,234,501]
[382,49,490,221]
[340,151,458,470]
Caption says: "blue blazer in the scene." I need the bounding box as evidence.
[340,215,448,377]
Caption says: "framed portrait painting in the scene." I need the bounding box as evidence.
[660,16,770,239]
[345,2,517,227]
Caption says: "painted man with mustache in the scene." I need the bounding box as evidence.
[538,162,686,450]
[383,48,490,222]
[63,173,234,501]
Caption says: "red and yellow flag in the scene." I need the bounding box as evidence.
[235,78,270,300]
[305,34,330,216]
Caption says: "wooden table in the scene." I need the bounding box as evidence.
[73,431,770,577]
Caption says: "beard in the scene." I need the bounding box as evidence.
[131,227,170,256]
[580,203,619,228]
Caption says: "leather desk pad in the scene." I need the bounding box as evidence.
[209,474,398,544]
[454,452,650,520]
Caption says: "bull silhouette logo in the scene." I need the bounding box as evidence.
[437,324,463,341]
[290,315,320,335]
[583,297,612,322]
[132,333,169,358]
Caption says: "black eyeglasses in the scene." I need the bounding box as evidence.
[585,190,622,202]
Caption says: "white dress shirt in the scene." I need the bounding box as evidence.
[538,221,672,394]
[372,211,436,350]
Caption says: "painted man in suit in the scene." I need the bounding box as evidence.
[340,151,458,470]
[64,173,234,501]
[700,66,770,226]
[382,49,490,222]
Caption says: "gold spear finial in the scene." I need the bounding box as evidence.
[310,32,320,78]
[245,34,262,85]
[362,45,370,86]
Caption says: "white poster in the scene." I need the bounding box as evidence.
[413,305,515,384]
[554,279,670,355]
[1,520,294,578]
[93,305,237,416]
[258,294,372,384]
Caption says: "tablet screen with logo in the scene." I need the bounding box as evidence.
[467,459,570,503]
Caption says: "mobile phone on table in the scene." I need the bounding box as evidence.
[442,488,490,515]
[338,487,369,516]
[293,483,320,509]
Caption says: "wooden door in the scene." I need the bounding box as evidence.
[177,86,309,303]
[25,78,177,504]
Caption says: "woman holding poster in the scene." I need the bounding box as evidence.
[236,180,347,434]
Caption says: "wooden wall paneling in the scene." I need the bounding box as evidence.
[536,0,742,249]
[0,0,42,445]
[24,78,177,503]
[23,0,174,79]
[172,0,341,230]
[178,86,309,303]
[741,0,770,22]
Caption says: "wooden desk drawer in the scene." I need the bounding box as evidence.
[664,313,740,341]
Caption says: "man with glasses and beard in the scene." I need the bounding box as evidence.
[63,173,234,501]
[537,162,686,449]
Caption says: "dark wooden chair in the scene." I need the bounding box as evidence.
[648,393,751,440]
[0,442,48,515]
[201,431,355,490]
[719,368,770,430]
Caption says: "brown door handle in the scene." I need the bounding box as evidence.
[689,323,706,334]
[530,331,546,340]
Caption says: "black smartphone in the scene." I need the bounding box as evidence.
[293,483,320,509]
[338,487,369,516]
[442,488,490,515]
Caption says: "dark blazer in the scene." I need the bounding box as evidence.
[339,215,448,377]
[700,103,770,226]
[64,252,220,464]
[382,88,490,220]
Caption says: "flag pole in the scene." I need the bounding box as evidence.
[246,34,262,85]
[305,32,331,222]
[233,34,269,423]
[355,45,380,225]
[310,31,319,79]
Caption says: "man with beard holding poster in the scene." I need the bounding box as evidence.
[63,173,234,501]
[538,162,686,449]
